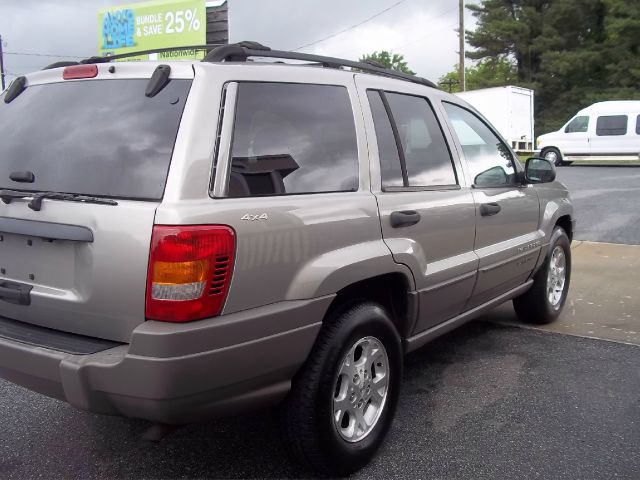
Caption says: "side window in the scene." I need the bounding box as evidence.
[596,115,628,136]
[366,91,404,188]
[385,93,457,187]
[443,102,517,187]
[636,115,639,135]
[227,83,359,197]
[565,116,589,133]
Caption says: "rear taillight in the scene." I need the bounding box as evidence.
[146,225,235,322]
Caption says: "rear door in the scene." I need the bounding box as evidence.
[442,101,542,308]
[0,70,193,342]
[356,76,478,333]
[589,114,637,155]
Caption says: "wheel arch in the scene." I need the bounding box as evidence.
[555,214,574,241]
[324,273,417,340]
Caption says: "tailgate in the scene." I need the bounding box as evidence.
[0,200,157,342]
[0,69,193,342]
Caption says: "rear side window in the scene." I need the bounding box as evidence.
[0,79,191,200]
[596,115,628,136]
[636,115,640,135]
[385,93,457,187]
[367,90,456,189]
[565,116,589,133]
[227,83,358,197]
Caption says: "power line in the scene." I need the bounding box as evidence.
[389,5,458,51]
[293,0,410,51]
[4,51,86,58]
[321,6,458,61]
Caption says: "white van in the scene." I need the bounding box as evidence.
[536,100,640,165]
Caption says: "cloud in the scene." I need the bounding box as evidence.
[0,0,477,82]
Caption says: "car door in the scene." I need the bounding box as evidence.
[356,75,478,334]
[442,101,542,309]
[589,113,635,156]
[559,114,591,154]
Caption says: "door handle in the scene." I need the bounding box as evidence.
[480,202,501,216]
[390,210,421,228]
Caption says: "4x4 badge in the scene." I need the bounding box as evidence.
[241,213,269,221]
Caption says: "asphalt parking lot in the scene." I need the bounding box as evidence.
[556,164,640,245]
[1,322,638,480]
[1,165,639,479]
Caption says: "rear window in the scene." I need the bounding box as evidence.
[0,79,191,200]
[595,115,628,136]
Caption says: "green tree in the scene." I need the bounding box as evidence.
[359,51,416,75]
[465,0,640,133]
[438,57,517,92]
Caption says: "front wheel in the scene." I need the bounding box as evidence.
[542,147,565,166]
[283,302,403,476]
[513,227,571,324]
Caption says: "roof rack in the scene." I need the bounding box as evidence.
[202,41,438,89]
[44,44,225,70]
[60,41,437,89]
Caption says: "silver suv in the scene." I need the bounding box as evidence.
[0,43,574,476]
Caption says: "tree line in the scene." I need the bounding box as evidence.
[362,0,639,135]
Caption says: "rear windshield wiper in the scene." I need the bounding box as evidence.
[0,189,118,211]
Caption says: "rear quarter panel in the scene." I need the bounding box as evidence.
[155,64,413,315]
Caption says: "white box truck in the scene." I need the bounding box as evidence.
[456,85,535,152]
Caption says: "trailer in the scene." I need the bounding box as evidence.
[455,85,535,152]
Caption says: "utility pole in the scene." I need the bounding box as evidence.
[0,34,6,91]
[458,0,465,91]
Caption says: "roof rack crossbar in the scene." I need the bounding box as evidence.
[72,44,225,66]
[202,44,438,89]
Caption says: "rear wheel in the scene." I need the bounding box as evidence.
[513,227,571,324]
[542,147,566,166]
[283,302,402,476]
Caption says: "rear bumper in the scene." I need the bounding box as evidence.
[0,296,331,424]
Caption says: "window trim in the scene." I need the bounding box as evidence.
[368,89,460,192]
[378,91,409,187]
[442,100,521,189]
[211,82,238,198]
[210,80,361,199]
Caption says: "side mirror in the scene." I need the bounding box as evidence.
[524,157,556,184]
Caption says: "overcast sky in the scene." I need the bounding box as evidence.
[0,0,478,84]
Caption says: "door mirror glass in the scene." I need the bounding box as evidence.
[525,157,556,183]
[474,166,509,186]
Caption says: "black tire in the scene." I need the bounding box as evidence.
[542,147,565,166]
[283,302,403,476]
[513,227,571,324]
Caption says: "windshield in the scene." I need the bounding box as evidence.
[0,78,191,200]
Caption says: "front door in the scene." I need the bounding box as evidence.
[560,115,591,155]
[442,102,542,308]
[356,76,478,334]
